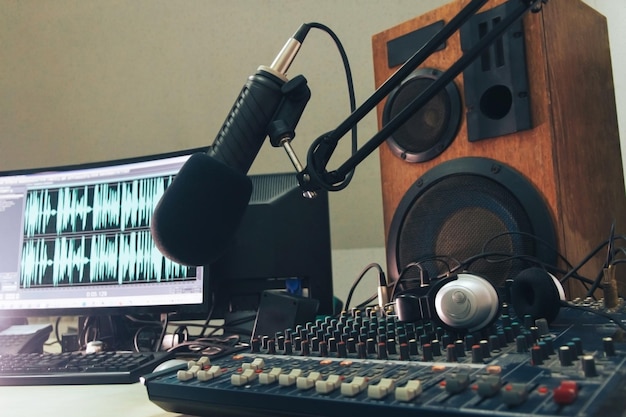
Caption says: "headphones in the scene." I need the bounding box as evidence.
[394,272,500,334]
[508,267,566,323]
[393,266,566,333]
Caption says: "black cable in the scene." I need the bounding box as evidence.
[206,314,257,338]
[344,263,385,310]
[199,291,218,337]
[154,313,170,352]
[481,230,573,270]
[302,22,357,192]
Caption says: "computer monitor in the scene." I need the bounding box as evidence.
[208,172,335,323]
[0,148,209,323]
[0,148,335,348]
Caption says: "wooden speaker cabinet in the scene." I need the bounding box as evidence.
[372,0,626,299]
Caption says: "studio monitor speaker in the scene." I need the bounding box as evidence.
[372,0,626,299]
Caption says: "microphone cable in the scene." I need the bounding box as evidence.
[303,22,358,192]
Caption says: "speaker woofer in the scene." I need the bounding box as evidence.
[383,68,462,163]
[387,157,556,287]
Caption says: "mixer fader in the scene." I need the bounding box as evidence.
[144,301,626,417]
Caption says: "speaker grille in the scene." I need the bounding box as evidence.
[383,68,461,163]
[387,158,556,288]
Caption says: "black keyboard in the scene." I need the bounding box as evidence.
[0,350,173,386]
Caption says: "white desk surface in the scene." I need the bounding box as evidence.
[0,383,189,417]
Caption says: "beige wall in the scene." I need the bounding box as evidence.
[1,0,624,253]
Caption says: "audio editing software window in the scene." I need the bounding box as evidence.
[0,151,205,316]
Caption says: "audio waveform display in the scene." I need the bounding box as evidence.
[20,230,195,288]
[19,173,195,289]
[23,176,174,236]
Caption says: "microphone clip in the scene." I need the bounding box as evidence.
[267,75,319,199]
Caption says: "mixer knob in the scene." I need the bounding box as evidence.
[347,337,356,354]
[504,327,515,343]
[250,338,261,353]
[603,337,616,357]
[276,336,285,351]
[422,344,433,362]
[395,342,408,361]
[571,337,583,356]
[497,331,508,347]
[431,340,442,356]
[311,337,320,352]
[529,326,540,343]
[541,336,555,355]
[511,322,521,336]
[294,336,302,351]
[558,345,573,366]
[475,340,487,358]
[267,339,276,355]
[328,337,337,353]
[337,341,348,358]
[357,341,367,359]
[446,344,457,362]
[319,340,329,357]
[454,340,466,358]
[377,342,387,360]
[488,335,500,352]
[515,335,528,353]
[523,314,534,329]
[582,355,598,377]
[566,342,578,360]
[301,340,310,356]
[471,345,483,364]
[535,318,550,336]
[530,345,543,366]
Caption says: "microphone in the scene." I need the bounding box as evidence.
[151,25,311,266]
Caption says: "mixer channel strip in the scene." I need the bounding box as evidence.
[143,302,626,417]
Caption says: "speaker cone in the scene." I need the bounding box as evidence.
[387,157,557,287]
[383,68,462,163]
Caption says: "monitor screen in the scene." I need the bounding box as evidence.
[0,148,209,319]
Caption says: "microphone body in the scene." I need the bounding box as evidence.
[209,68,288,173]
[150,68,288,266]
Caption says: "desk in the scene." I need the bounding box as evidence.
[0,383,189,417]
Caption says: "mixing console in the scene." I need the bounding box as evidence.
[143,300,626,417]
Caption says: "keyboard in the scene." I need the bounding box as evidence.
[0,350,173,386]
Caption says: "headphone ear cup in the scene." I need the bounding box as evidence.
[432,273,500,333]
[510,267,565,323]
